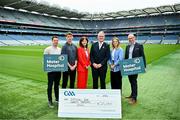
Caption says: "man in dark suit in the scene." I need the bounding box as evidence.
[90,31,110,89]
[125,34,146,104]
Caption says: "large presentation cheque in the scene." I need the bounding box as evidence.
[58,89,122,119]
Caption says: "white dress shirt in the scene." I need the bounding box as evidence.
[98,42,104,50]
[128,43,135,59]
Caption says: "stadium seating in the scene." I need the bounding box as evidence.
[1,8,180,29]
[146,35,162,44]
[0,8,179,46]
[0,34,54,46]
[161,35,178,44]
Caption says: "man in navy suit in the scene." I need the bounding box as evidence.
[125,34,146,104]
[90,31,110,89]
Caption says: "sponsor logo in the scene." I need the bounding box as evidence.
[64,91,75,96]
[58,55,65,61]
[134,58,140,64]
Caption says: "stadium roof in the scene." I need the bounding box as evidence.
[0,0,180,20]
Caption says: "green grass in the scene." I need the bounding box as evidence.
[0,44,180,119]
[122,49,180,119]
[0,44,179,86]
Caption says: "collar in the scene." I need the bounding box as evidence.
[66,42,72,46]
[129,42,136,46]
[98,41,104,45]
[52,45,58,49]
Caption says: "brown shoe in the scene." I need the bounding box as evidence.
[129,98,137,105]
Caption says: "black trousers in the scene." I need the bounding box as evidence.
[47,72,61,102]
[128,74,138,100]
[110,71,122,89]
[62,69,76,88]
[92,66,107,89]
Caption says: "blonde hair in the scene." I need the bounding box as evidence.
[112,37,120,48]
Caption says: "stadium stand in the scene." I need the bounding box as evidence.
[162,35,179,44]
[146,35,162,44]
[0,0,180,46]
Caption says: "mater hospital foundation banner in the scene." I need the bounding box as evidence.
[120,57,145,76]
[44,55,68,72]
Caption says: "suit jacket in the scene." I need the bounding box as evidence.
[125,42,146,68]
[90,42,110,68]
[77,47,91,72]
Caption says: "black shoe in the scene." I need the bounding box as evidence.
[48,101,54,108]
[125,96,132,99]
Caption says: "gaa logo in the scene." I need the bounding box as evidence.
[64,91,75,96]
[58,55,65,61]
[134,58,140,64]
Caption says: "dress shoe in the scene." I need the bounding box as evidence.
[48,101,54,108]
[125,96,132,99]
[129,98,137,105]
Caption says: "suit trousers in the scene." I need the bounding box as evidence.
[110,71,122,89]
[47,72,61,102]
[77,70,88,89]
[62,69,76,89]
[92,66,107,89]
[128,74,138,100]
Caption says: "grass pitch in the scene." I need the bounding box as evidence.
[0,44,180,119]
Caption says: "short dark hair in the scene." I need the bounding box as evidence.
[52,36,58,41]
[65,32,73,36]
[79,36,88,48]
